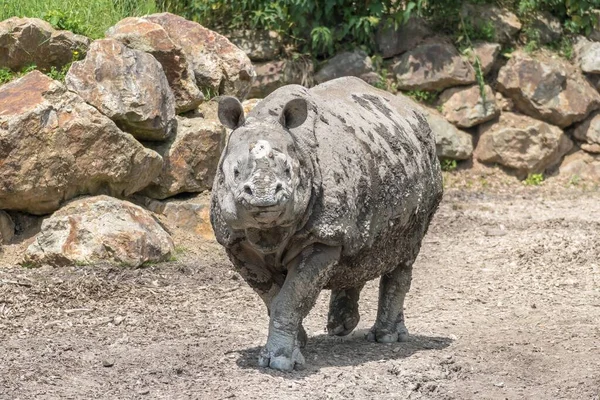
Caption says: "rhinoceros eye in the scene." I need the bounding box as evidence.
[284,165,291,178]
[233,167,240,179]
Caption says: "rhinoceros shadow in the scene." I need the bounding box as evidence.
[234,329,453,376]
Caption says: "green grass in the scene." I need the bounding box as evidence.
[441,159,458,172]
[0,0,157,39]
[524,173,544,186]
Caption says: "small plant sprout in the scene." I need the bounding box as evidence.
[524,173,544,186]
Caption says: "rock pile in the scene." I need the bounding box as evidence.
[0,14,251,265]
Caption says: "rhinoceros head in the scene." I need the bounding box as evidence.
[215,96,312,233]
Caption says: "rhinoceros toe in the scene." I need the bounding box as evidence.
[258,346,305,372]
[367,322,409,343]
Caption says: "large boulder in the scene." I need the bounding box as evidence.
[145,13,256,100]
[375,17,433,59]
[559,150,600,181]
[464,42,501,75]
[314,50,374,84]
[393,40,476,91]
[460,4,522,43]
[65,39,176,141]
[226,30,283,62]
[573,111,600,151]
[249,58,314,98]
[106,17,204,114]
[25,196,174,267]
[400,94,473,160]
[475,112,573,177]
[439,84,499,128]
[0,210,15,244]
[0,71,163,215]
[428,110,474,160]
[496,51,600,128]
[0,17,89,72]
[141,116,226,199]
[575,38,600,74]
[530,11,562,45]
[141,192,214,240]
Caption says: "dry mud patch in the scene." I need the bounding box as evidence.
[1,187,599,399]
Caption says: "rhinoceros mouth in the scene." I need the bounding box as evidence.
[251,209,284,225]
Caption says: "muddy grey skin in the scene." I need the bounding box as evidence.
[210,77,443,372]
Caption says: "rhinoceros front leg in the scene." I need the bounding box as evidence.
[228,256,308,348]
[327,285,364,336]
[258,244,341,371]
[367,262,413,343]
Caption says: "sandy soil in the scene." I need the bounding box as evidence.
[1,174,599,399]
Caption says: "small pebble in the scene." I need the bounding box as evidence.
[102,359,115,368]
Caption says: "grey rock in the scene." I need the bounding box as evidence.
[398,95,473,160]
[464,42,501,75]
[0,71,163,215]
[106,17,204,114]
[141,116,226,199]
[25,196,174,267]
[393,40,476,91]
[428,110,474,160]
[314,49,374,84]
[249,58,314,99]
[461,4,522,43]
[145,13,256,100]
[211,77,442,372]
[573,111,600,147]
[439,84,500,128]
[530,11,562,45]
[65,39,176,141]
[0,210,15,244]
[475,112,573,178]
[0,17,89,72]
[575,37,600,74]
[496,50,600,128]
[226,29,283,61]
[559,150,600,181]
[375,17,433,58]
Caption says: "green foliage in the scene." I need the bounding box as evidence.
[441,159,458,172]
[0,67,15,84]
[516,0,598,36]
[162,0,405,56]
[405,90,439,105]
[568,174,581,186]
[0,0,156,39]
[42,9,84,34]
[546,36,574,59]
[524,173,544,185]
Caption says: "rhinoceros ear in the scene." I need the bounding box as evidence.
[218,96,245,129]
[280,98,308,129]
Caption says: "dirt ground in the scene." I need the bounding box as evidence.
[1,171,599,400]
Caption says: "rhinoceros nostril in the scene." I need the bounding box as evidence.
[244,185,253,195]
[275,183,283,193]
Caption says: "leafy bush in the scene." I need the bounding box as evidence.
[156,0,596,57]
[159,0,407,56]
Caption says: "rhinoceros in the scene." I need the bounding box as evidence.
[210,77,443,371]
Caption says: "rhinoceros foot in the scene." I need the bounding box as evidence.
[327,288,361,336]
[367,318,410,343]
[258,343,305,372]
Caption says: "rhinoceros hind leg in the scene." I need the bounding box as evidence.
[327,285,364,336]
[367,262,413,343]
